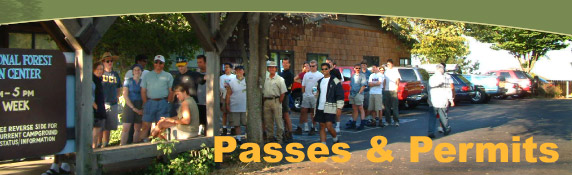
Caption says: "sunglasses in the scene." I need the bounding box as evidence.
[354,68,361,70]
[104,60,113,63]
[310,65,316,67]
[154,61,164,64]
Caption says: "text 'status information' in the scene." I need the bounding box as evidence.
[0,49,66,160]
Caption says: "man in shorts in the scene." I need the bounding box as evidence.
[140,55,174,142]
[279,58,295,141]
[368,64,385,126]
[295,60,323,135]
[226,66,247,143]
[220,63,236,135]
[315,63,344,145]
[347,64,368,130]
[100,52,121,147]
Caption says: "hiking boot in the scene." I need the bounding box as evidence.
[309,128,316,136]
[345,121,356,129]
[357,123,365,130]
[294,127,303,135]
[222,128,228,136]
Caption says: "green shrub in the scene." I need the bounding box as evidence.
[539,84,562,98]
[145,143,215,175]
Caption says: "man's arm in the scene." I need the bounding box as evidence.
[141,88,148,105]
[167,88,174,103]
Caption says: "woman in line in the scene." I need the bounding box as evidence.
[151,84,200,140]
[120,64,144,145]
[93,62,106,148]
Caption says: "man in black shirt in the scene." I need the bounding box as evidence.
[280,58,294,141]
[171,56,204,117]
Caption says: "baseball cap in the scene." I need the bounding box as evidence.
[175,56,188,67]
[154,55,165,63]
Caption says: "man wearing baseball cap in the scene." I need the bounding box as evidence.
[171,56,204,118]
[140,55,174,141]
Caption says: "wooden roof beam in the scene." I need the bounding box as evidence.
[39,21,73,52]
[183,13,216,52]
[215,12,243,54]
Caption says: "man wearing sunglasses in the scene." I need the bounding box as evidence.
[347,64,368,130]
[99,52,122,147]
[295,60,323,136]
[140,55,174,142]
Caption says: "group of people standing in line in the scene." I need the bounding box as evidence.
[89,51,454,148]
[91,53,209,148]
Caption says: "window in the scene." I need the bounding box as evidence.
[398,69,418,82]
[417,68,430,81]
[306,53,328,71]
[400,57,411,66]
[8,33,58,50]
[363,56,379,66]
[500,72,511,79]
[270,51,294,72]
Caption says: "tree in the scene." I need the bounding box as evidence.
[466,24,572,73]
[94,14,201,76]
[380,17,471,66]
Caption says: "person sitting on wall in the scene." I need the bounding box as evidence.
[151,84,200,140]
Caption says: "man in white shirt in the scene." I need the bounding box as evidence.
[294,60,323,136]
[383,59,401,127]
[226,66,247,142]
[368,64,385,126]
[428,64,454,138]
[220,63,236,136]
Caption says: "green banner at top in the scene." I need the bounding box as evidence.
[0,0,571,36]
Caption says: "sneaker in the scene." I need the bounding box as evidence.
[333,138,340,143]
[428,133,436,138]
[335,127,340,133]
[345,121,356,129]
[294,127,303,135]
[383,122,389,127]
[222,128,228,136]
[437,126,444,133]
[444,126,452,136]
[357,123,365,130]
[394,122,400,127]
[309,128,316,136]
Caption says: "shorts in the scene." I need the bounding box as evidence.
[301,95,317,109]
[170,127,199,140]
[104,103,118,131]
[368,94,383,111]
[122,100,143,123]
[314,110,336,123]
[93,118,105,128]
[143,99,170,123]
[282,95,290,113]
[229,112,247,126]
[349,93,364,105]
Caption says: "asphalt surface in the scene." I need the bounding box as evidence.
[255,98,572,174]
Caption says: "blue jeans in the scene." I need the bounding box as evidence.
[143,99,170,122]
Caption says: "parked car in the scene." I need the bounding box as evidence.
[448,73,486,104]
[463,74,506,103]
[486,70,533,96]
[497,76,521,99]
[395,67,425,109]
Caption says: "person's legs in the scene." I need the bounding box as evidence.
[273,100,284,142]
[141,100,158,141]
[92,127,102,148]
[319,122,327,142]
[282,96,292,133]
[436,108,451,135]
[263,100,274,141]
[221,102,228,135]
[133,123,142,143]
[299,107,308,131]
[427,106,436,137]
[103,104,118,146]
[383,91,392,125]
[390,91,400,124]
[120,123,132,146]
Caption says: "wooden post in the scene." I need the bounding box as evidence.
[74,50,96,174]
[206,13,221,137]
[567,81,569,98]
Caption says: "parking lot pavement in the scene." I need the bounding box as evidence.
[258,98,572,174]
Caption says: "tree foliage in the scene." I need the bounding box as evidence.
[380,17,470,65]
[94,14,200,75]
[465,24,572,73]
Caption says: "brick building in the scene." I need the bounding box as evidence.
[221,14,412,74]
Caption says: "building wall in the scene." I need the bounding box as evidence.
[269,16,411,73]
